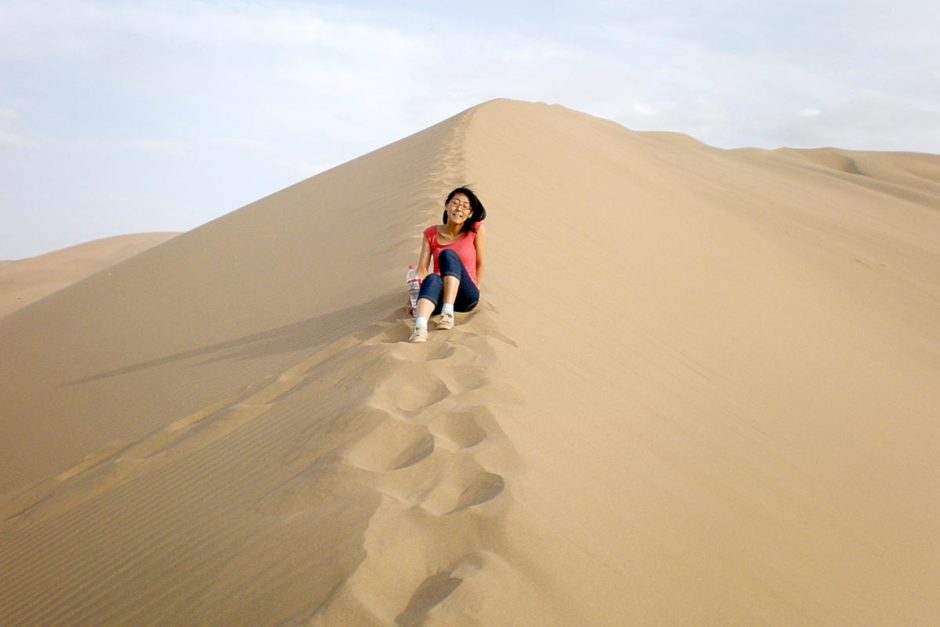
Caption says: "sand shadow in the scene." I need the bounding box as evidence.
[64,292,404,387]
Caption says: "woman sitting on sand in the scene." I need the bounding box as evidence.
[409,187,487,343]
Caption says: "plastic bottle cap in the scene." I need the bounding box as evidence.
[408,264,415,269]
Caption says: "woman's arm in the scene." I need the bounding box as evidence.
[417,236,432,281]
[474,223,486,287]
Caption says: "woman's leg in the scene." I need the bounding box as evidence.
[416,274,443,317]
[437,250,480,321]
[438,250,462,308]
[410,274,442,342]
[415,298,436,321]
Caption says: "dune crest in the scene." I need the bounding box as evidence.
[2,99,940,625]
[0,233,179,319]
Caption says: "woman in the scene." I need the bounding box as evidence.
[409,187,487,343]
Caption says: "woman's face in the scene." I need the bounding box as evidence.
[446,193,472,226]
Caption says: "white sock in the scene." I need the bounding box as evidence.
[415,316,428,329]
[442,303,455,316]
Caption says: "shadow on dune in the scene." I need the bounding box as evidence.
[63,292,405,387]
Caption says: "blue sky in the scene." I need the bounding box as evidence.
[2,0,938,259]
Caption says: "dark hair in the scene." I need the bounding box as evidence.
[442,187,486,233]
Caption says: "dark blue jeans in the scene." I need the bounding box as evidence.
[419,249,480,314]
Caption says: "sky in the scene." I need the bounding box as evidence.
[2,0,939,259]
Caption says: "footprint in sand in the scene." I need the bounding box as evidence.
[370,371,451,416]
[441,366,489,394]
[394,554,484,626]
[344,420,435,472]
[421,343,460,361]
[394,338,480,364]
[431,406,491,450]
[371,364,492,419]
[449,471,505,514]
[421,465,505,516]
[382,333,457,357]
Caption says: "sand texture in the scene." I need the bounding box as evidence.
[1,100,939,625]
[0,233,179,319]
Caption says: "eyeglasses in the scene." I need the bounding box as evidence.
[448,199,471,210]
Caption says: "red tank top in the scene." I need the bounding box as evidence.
[424,222,481,286]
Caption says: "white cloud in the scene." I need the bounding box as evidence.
[0,106,38,148]
[122,139,190,156]
[0,130,39,148]
[6,0,933,153]
[800,108,821,117]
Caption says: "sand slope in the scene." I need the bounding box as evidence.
[0,233,178,319]
[2,100,939,625]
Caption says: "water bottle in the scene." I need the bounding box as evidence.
[406,265,420,317]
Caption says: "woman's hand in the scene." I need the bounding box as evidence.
[417,237,431,282]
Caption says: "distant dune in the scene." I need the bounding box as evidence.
[1,100,938,625]
[0,233,179,318]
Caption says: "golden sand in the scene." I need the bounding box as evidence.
[0,233,178,319]
[1,100,939,625]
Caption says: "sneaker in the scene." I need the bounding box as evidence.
[437,311,455,330]
[409,325,428,343]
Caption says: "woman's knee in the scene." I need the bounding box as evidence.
[419,273,443,301]
[438,249,463,275]
[421,273,443,289]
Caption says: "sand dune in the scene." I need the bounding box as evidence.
[0,233,179,319]
[1,100,939,625]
